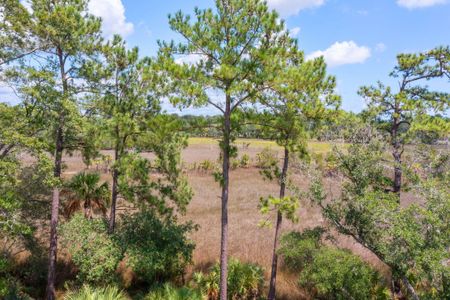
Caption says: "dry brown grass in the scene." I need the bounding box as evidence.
[25,140,392,299]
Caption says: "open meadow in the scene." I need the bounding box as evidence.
[52,138,389,299]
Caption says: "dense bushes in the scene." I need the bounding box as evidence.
[0,257,33,300]
[60,209,196,288]
[299,248,389,300]
[60,214,122,285]
[193,258,265,300]
[280,228,389,300]
[116,210,196,284]
[279,227,325,272]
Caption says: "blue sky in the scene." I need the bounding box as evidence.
[4,0,450,114]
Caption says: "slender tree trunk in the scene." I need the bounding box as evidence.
[402,276,420,300]
[393,152,402,194]
[219,95,231,300]
[109,143,119,233]
[83,201,88,218]
[443,271,450,299]
[84,200,92,219]
[392,110,402,195]
[46,126,63,300]
[268,147,289,300]
[46,46,67,300]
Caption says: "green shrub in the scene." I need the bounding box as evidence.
[279,227,325,272]
[144,283,202,300]
[239,154,250,168]
[230,154,251,170]
[231,158,240,170]
[60,214,122,285]
[116,210,196,284]
[280,229,389,299]
[0,257,10,297]
[324,152,339,176]
[0,258,32,300]
[256,147,278,170]
[299,247,389,300]
[64,285,127,300]
[196,159,217,173]
[193,258,265,299]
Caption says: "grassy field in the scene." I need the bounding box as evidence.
[179,138,383,299]
[188,137,339,153]
[47,138,388,299]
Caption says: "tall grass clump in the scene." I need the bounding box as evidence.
[193,258,264,299]
[64,285,127,300]
[144,283,202,300]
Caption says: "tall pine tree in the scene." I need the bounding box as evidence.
[3,1,102,297]
[157,1,295,297]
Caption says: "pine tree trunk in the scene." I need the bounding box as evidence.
[393,149,402,194]
[392,110,402,195]
[219,96,231,300]
[402,276,420,300]
[268,147,289,300]
[46,126,63,300]
[46,47,66,300]
[109,144,119,233]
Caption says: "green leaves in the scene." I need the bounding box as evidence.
[313,136,450,298]
[115,210,196,284]
[359,46,450,146]
[60,214,122,285]
[159,0,297,112]
[193,258,265,299]
[298,247,389,300]
[258,196,299,227]
[63,172,110,218]
[0,0,33,66]
[279,228,389,300]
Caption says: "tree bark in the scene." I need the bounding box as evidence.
[109,144,119,233]
[219,95,231,300]
[402,276,420,300]
[268,147,289,300]
[46,126,63,300]
[393,151,402,194]
[46,46,67,300]
[392,107,402,195]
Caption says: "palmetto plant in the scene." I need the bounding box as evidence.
[63,172,110,219]
[64,285,127,300]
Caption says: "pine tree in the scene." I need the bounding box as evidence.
[359,46,449,195]
[157,1,295,297]
[256,52,339,299]
[85,35,158,232]
[2,1,102,297]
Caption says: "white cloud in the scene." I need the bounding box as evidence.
[175,54,205,65]
[397,0,447,8]
[375,43,387,52]
[266,0,325,17]
[20,0,134,37]
[290,27,301,37]
[88,0,134,37]
[306,41,371,67]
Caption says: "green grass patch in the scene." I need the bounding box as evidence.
[188,137,278,148]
